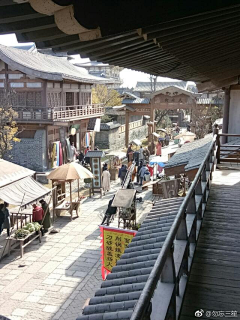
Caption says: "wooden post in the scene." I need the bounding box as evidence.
[69,181,73,220]
[213,124,220,164]
[125,111,130,148]
[222,87,230,144]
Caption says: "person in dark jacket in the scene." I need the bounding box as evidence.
[101,196,117,225]
[118,165,127,185]
[2,202,10,237]
[0,203,5,235]
[39,199,51,232]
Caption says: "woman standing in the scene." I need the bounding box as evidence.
[156,140,162,156]
[102,169,111,193]
[2,202,10,237]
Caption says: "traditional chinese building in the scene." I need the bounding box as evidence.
[74,61,123,88]
[0,45,108,171]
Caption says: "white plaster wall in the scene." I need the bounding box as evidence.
[228,90,240,135]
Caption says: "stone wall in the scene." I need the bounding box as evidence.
[9,129,47,171]
[95,123,148,150]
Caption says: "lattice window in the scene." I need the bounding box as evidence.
[18,92,26,106]
[35,92,42,107]
[26,92,34,107]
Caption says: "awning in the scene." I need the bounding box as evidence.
[152,132,160,138]
[0,176,51,206]
[130,139,142,146]
[157,128,167,133]
[112,189,136,208]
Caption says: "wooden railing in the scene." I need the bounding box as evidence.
[119,119,142,133]
[215,130,240,164]
[13,108,53,122]
[130,135,217,320]
[13,104,104,122]
[53,104,104,121]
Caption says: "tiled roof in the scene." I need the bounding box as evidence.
[0,44,108,84]
[135,81,189,92]
[122,97,150,105]
[85,151,105,158]
[165,135,213,171]
[77,197,184,320]
[100,122,121,131]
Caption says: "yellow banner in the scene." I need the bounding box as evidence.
[100,226,137,277]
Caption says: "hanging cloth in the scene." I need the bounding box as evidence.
[85,132,90,147]
[59,141,63,166]
[56,141,60,166]
[51,143,56,168]
[66,138,71,160]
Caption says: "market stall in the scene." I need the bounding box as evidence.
[112,189,137,229]
[47,162,93,220]
[106,151,126,181]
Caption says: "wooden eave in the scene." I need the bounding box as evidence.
[1,1,240,89]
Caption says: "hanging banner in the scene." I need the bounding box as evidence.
[100,226,137,280]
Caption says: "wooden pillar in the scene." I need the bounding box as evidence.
[213,124,220,164]
[125,111,130,148]
[222,87,230,144]
[91,131,96,150]
[69,181,73,220]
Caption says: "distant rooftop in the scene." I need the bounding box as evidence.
[0,45,110,84]
[165,135,213,171]
[135,81,197,93]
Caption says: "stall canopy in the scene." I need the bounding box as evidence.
[0,176,51,206]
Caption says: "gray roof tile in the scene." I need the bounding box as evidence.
[77,197,183,320]
[0,44,107,84]
[165,135,213,171]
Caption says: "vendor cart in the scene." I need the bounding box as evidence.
[112,189,136,229]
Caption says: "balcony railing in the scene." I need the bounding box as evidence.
[53,104,104,121]
[13,104,104,122]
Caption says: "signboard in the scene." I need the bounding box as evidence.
[100,226,137,280]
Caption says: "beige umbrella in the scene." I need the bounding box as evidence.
[48,163,94,213]
[47,162,94,181]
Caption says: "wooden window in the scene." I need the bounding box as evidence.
[10,82,24,88]
[66,92,74,106]
[26,82,42,88]
[9,74,23,79]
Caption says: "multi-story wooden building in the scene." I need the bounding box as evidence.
[0,45,107,171]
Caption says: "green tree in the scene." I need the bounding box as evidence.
[92,84,122,107]
[192,104,223,139]
[0,91,20,159]
[155,109,172,128]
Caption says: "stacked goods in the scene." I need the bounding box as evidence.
[14,222,41,239]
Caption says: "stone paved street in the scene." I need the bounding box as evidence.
[0,180,152,320]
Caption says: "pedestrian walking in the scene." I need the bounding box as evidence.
[139,163,149,186]
[102,169,111,193]
[126,143,133,162]
[137,161,143,184]
[119,164,127,185]
[165,134,170,146]
[139,145,144,162]
[156,140,162,156]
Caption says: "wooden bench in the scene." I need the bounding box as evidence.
[7,230,42,258]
